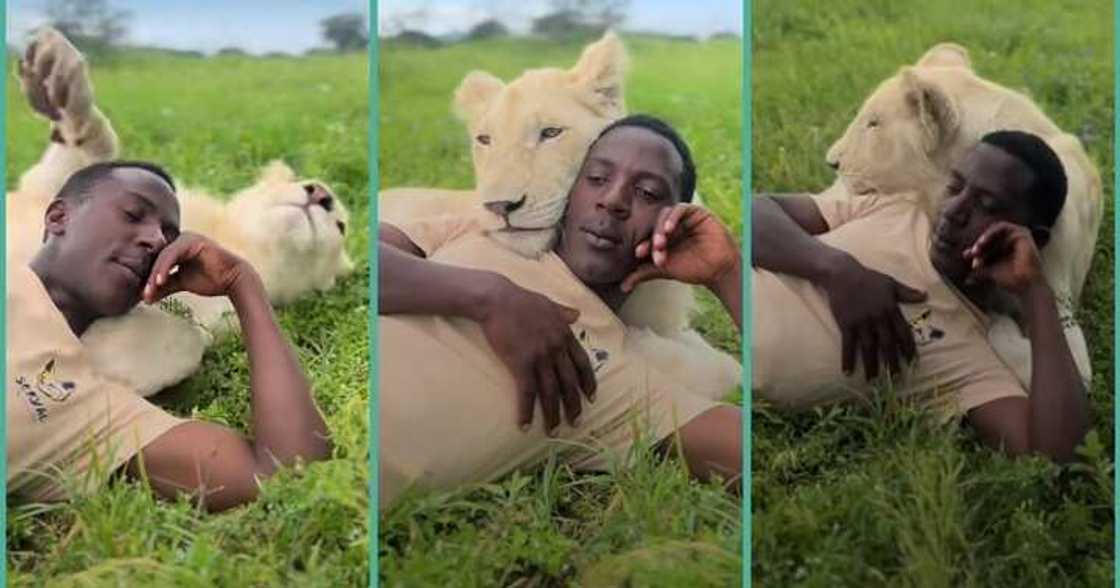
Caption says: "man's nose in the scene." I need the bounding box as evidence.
[944,195,970,225]
[599,183,630,217]
[137,222,168,251]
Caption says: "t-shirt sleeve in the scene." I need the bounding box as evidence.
[812,183,883,230]
[392,215,481,257]
[932,352,1028,417]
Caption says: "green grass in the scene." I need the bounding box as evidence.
[6,52,370,586]
[752,1,1113,585]
[379,35,743,586]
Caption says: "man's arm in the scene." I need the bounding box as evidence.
[751,195,925,378]
[965,223,1090,462]
[128,234,329,512]
[378,222,596,434]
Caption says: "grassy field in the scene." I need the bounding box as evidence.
[378,35,743,586]
[752,1,1113,585]
[5,50,370,586]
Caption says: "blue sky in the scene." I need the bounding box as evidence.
[8,0,369,55]
[379,0,741,38]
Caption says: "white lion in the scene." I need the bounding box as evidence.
[380,32,741,400]
[8,28,353,396]
[819,42,1103,385]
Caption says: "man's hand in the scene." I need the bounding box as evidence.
[963,221,1044,295]
[822,255,927,380]
[621,204,739,293]
[142,232,251,303]
[480,277,597,435]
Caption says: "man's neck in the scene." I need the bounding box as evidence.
[590,282,628,313]
[29,255,95,336]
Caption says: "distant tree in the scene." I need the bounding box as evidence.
[392,30,443,49]
[216,47,248,57]
[532,0,629,39]
[45,0,131,52]
[466,19,509,41]
[320,12,368,52]
[709,31,741,40]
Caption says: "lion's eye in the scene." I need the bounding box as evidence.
[540,127,564,141]
[476,134,491,146]
[867,118,880,128]
[336,220,347,235]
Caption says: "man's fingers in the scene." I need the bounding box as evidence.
[536,363,561,436]
[877,319,901,376]
[841,327,856,375]
[621,262,664,293]
[634,240,651,259]
[143,271,186,304]
[859,324,880,381]
[514,369,537,431]
[892,281,928,304]
[892,309,917,364]
[566,335,597,402]
[555,354,583,427]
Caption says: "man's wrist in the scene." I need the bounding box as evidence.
[227,265,267,310]
[814,248,858,288]
[462,271,509,323]
[709,256,743,302]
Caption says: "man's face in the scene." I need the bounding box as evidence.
[555,126,684,286]
[930,143,1037,286]
[45,168,180,317]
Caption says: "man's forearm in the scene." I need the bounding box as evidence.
[710,259,742,332]
[379,241,505,321]
[228,271,330,471]
[1021,279,1090,461]
[751,196,852,284]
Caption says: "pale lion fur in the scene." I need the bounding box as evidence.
[8,28,353,396]
[821,42,1102,385]
[379,33,740,400]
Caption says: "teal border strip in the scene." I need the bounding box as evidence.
[742,0,752,586]
[368,2,379,586]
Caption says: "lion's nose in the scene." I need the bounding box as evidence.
[483,195,527,217]
[304,183,334,212]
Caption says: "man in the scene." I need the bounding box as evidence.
[379,115,743,505]
[9,160,331,512]
[752,130,1089,462]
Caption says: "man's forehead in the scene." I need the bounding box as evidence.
[590,127,683,176]
[956,143,1035,194]
[99,167,179,213]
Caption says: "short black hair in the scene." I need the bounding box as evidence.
[53,160,176,204]
[979,130,1067,229]
[593,114,696,203]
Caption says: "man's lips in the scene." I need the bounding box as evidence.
[112,257,149,284]
[580,226,622,250]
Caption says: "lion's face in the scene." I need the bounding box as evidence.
[826,70,955,197]
[454,32,628,257]
[225,161,353,303]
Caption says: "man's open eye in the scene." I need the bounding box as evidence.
[638,187,662,201]
[540,127,564,141]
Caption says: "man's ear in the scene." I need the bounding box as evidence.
[42,199,70,242]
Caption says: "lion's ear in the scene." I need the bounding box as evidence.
[568,30,627,118]
[454,70,504,125]
[902,68,960,153]
[916,42,971,70]
[259,160,297,183]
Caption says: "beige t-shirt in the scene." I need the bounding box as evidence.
[7,264,183,502]
[752,192,1026,415]
[379,215,719,505]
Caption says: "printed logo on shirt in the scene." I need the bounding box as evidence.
[909,309,945,346]
[578,329,610,372]
[14,358,76,423]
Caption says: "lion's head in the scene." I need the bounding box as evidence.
[453,32,628,257]
[825,45,972,199]
[223,160,353,303]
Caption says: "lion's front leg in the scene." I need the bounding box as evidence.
[14,27,119,202]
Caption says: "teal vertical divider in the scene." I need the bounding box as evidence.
[1113,0,1118,579]
[368,1,380,587]
[742,0,752,586]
